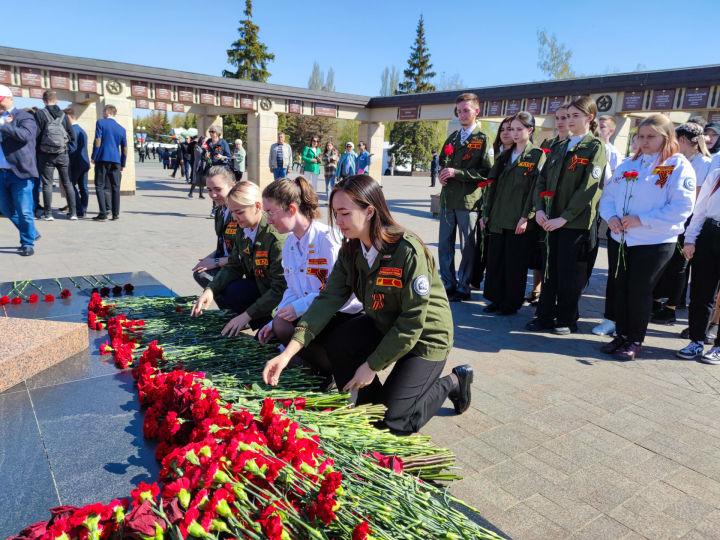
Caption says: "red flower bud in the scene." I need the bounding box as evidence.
[60,289,72,299]
[28,294,39,303]
[0,295,9,306]
[44,294,55,302]
[11,297,22,305]
[443,144,454,155]
[174,306,183,312]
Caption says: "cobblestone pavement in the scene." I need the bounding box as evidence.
[3,161,720,539]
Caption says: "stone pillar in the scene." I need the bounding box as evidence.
[198,115,223,138]
[246,111,278,188]
[98,96,136,195]
[72,101,98,183]
[358,121,385,181]
[613,115,633,157]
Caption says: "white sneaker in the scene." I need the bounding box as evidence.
[69,215,78,221]
[699,347,720,365]
[40,214,54,221]
[592,319,615,336]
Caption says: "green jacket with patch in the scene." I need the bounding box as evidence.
[207,214,287,320]
[293,232,453,372]
[214,206,238,258]
[533,133,606,231]
[485,144,546,234]
[438,125,492,211]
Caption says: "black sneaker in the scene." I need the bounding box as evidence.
[449,290,471,302]
[483,303,500,313]
[681,327,690,339]
[526,318,554,332]
[20,246,34,256]
[651,306,676,325]
[448,365,473,414]
[92,215,108,222]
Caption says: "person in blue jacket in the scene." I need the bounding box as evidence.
[65,107,90,217]
[356,141,371,175]
[91,104,127,221]
[336,142,357,182]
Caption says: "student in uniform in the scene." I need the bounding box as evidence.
[191,166,238,289]
[492,116,514,157]
[191,181,287,335]
[527,96,607,335]
[257,176,363,383]
[262,175,473,435]
[540,104,570,150]
[481,112,546,315]
[599,114,695,360]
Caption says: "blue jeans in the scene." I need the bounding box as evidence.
[71,169,89,216]
[273,167,287,180]
[0,169,38,247]
[184,161,191,182]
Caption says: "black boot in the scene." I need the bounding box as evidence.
[448,365,473,414]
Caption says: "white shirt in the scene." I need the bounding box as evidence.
[243,226,258,244]
[605,142,622,175]
[276,221,362,319]
[599,153,695,246]
[459,123,476,144]
[685,169,720,244]
[565,135,585,155]
[689,154,712,188]
[511,150,521,163]
[361,242,379,267]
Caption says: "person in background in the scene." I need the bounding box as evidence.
[35,90,76,221]
[189,136,207,199]
[91,104,127,222]
[598,116,622,178]
[599,114,694,360]
[232,139,246,182]
[688,115,707,128]
[0,84,39,256]
[65,107,90,218]
[389,152,396,176]
[205,127,231,168]
[322,141,338,193]
[182,136,193,182]
[269,132,292,180]
[356,141,371,175]
[629,132,639,157]
[336,142,358,183]
[301,135,322,191]
[170,140,183,178]
[704,122,720,154]
[138,144,145,163]
[492,117,514,157]
[430,149,439,187]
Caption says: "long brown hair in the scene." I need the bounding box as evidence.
[262,176,320,220]
[633,114,679,164]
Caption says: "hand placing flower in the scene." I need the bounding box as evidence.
[220,312,251,337]
[343,361,376,392]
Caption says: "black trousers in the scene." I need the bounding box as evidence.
[95,161,122,218]
[215,278,270,330]
[536,228,589,327]
[38,152,75,216]
[193,268,219,290]
[610,239,674,343]
[470,225,488,289]
[653,237,688,307]
[484,228,534,312]
[321,315,454,435]
[603,228,618,321]
[688,221,720,345]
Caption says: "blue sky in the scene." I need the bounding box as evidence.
[4,0,718,100]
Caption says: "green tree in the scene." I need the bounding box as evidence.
[397,15,436,94]
[436,72,464,91]
[324,67,335,92]
[223,0,275,82]
[308,61,324,90]
[379,66,400,96]
[222,114,248,145]
[537,30,576,80]
[161,111,171,136]
[281,114,335,158]
[183,113,197,129]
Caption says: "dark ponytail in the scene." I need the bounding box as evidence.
[569,96,599,136]
[262,176,320,220]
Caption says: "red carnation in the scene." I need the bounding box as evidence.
[352,521,372,540]
[100,287,110,297]
[0,295,9,306]
[11,297,22,305]
[174,306,183,312]
[44,294,55,302]
[28,294,39,303]
[477,179,495,189]
[123,283,135,293]
[622,170,639,179]
[542,148,551,154]
[60,289,72,299]
[443,144,454,155]
[539,190,555,199]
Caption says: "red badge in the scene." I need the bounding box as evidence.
[307,258,328,265]
[378,267,402,277]
[306,267,328,290]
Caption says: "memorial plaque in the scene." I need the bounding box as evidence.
[398,106,419,120]
[314,103,336,117]
[487,101,502,116]
[9,86,22,97]
[155,101,168,111]
[29,88,44,99]
[200,91,215,105]
[131,81,149,98]
[178,87,194,103]
[20,68,42,87]
[155,84,171,101]
[78,75,97,93]
[526,98,542,114]
[710,112,720,122]
[50,71,70,90]
[135,99,150,109]
[220,93,235,107]
[172,103,185,113]
[651,89,675,110]
[0,65,11,84]
[240,94,254,109]
[622,91,644,111]
[547,96,566,114]
[288,99,302,114]
[683,87,710,109]
[506,99,522,115]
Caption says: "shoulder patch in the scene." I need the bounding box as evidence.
[592,166,602,179]
[413,275,430,296]
[683,176,695,191]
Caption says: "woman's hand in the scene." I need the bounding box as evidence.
[621,215,642,229]
[515,217,528,235]
[343,361,377,392]
[263,352,293,386]
[682,243,695,260]
[192,257,216,273]
[191,289,214,317]
[277,305,298,321]
[221,312,251,337]
[535,210,547,227]
[607,216,623,235]
[543,217,567,232]
[257,322,275,345]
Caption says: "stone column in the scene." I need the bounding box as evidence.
[98,96,136,195]
[198,115,223,138]
[613,114,633,157]
[358,121,385,181]
[246,111,278,188]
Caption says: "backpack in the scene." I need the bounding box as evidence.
[39,109,69,154]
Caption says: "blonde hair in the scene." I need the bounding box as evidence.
[634,114,679,164]
[227,180,261,207]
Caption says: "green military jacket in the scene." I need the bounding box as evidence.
[207,214,287,320]
[438,125,492,211]
[214,206,238,257]
[533,133,606,231]
[485,144,546,234]
[293,232,453,372]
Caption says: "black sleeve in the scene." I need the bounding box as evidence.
[63,115,76,144]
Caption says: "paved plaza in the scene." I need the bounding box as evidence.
[3,160,720,539]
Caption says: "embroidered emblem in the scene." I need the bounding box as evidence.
[254,258,269,266]
[224,222,238,236]
[255,250,269,257]
[519,161,535,175]
[683,176,695,191]
[371,293,384,310]
[382,254,391,259]
[462,151,472,161]
[378,267,402,278]
[308,258,328,265]
[467,140,484,150]
[243,246,250,255]
[567,155,589,171]
[653,166,675,188]
[413,275,430,296]
[376,277,403,288]
[592,166,602,179]
[306,267,328,290]
[254,268,265,278]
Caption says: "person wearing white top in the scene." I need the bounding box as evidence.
[258,177,363,384]
[598,116,623,179]
[677,167,720,363]
[598,115,695,360]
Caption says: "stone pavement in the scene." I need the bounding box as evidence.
[3,161,720,539]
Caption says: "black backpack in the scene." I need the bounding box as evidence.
[39,109,69,154]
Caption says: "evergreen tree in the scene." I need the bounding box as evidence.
[308,62,324,90]
[397,15,436,94]
[223,0,275,82]
[161,111,171,136]
[324,68,335,92]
